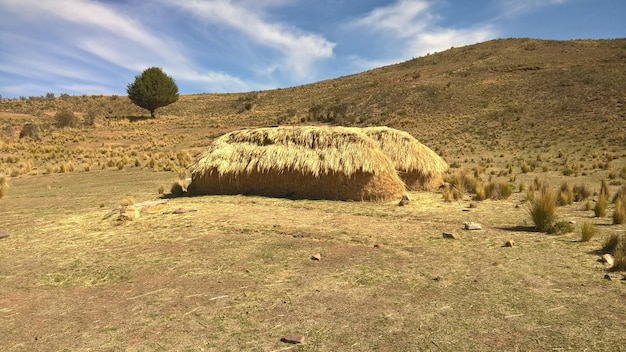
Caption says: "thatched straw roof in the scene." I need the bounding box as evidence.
[361,127,448,191]
[188,126,405,201]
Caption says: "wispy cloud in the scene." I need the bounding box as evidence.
[0,0,248,95]
[166,0,335,80]
[348,0,496,68]
[498,0,568,17]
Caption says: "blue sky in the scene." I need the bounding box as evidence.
[1,0,624,98]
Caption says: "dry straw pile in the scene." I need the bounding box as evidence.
[361,127,449,191]
[188,126,446,201]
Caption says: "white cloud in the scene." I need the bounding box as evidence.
[354,0,432,36]
[349,0,497,67]
[0,0,251,95]
[167,0,335,80]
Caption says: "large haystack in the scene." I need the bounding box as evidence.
[187,126,405,201]
[361,127,448,191]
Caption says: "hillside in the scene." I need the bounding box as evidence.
[1,38,626,173]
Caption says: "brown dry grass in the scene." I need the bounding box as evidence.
[1,169,625,352]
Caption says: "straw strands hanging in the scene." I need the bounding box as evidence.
[361,127,448,191]
[188,126,406,201]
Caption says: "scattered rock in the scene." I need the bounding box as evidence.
[373,243,385,248]
[311,253,322,261]
[464,222,483,230]
[621,275,626,281]
[569,220,576,225]
[601,254,615,268]
[0,231,9,239]
[469,202,478,209]
[398,194,410,206]
[172,208,187,214]
[443,232,458,239]
[502,240,515,248]
[281,334,305,344]
[604,274,612,281]
[433,276,442,281]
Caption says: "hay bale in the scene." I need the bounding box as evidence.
[361,127,448,191]
[188,126,405,201]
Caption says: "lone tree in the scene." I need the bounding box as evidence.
[126,67,179,118]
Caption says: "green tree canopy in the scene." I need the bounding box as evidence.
[126,67,179,118]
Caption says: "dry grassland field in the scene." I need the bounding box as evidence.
[1,38,626,351]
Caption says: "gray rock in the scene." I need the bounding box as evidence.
[464,222,483,230]
[601,254,614,268]
[503,240,515,247]
[281,334,305,344]
[443,232,458,239]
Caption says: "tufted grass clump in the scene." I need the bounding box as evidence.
[529,188,557,233]
[602,234,626,271]
[613,189,626,224]
[573,184,591,201]
[580,221,596,242]
[594,194,607,218]
[558,182,574,205]
[0,176,8,198]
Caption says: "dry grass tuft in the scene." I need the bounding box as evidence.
[558,182,574,205]
[600,179,610,199]
[529,187,557,233]
[602,234,626,271]
[0,176,8,198]
[573,184,591,201]
[594,194,607,218]
[580,221,595,242]
[613,191,626,224]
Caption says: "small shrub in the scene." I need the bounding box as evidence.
[521,162,531,174]
[580,221,595,242]
[620,166,626,180]
[54,110,78,128]
[551,220,574,235]
[19,123,40,140]
[573,184,591,201]
[84,109,98,126]
[594,194,607,218]
[158,185,165,195]
[529,188,557,233]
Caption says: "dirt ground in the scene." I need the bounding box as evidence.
[1,168,624,351]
